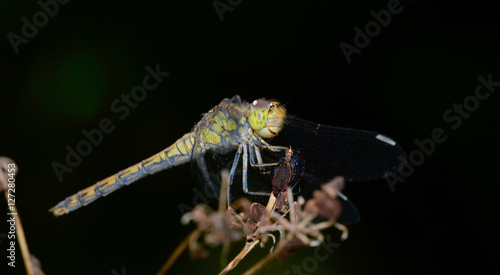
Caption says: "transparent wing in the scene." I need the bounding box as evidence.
[191,115,406,225]
[272,116,406,183]
[267,116,406,224]
[190,137,223,202]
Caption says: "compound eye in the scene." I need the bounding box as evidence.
[248,99,272,131]
[254,99,286,138]
[252,99,271,109]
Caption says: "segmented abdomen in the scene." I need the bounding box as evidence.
[50,132,195,216]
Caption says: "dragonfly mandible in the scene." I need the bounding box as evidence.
[50,95,406,224]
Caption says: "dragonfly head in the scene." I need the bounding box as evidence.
[248,99,286,138]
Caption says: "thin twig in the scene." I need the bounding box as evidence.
[220,193,283,275]
[219,170,229,212]
[242,239,286,275]
[0,157,35,275]
[219,239,260,275]
[158,170,233,274]
[265,193,277,218]
[156,231,193,275]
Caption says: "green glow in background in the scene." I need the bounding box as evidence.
[30,51,106,120]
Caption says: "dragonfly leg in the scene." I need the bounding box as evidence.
[255,136,288,152]
[248,145,280,168]
[249,137,287,168]
[242,144,273,196]
[248,144,265,171]
[227,144,242,206]
[242,144,248,193]
[195,151,219,199]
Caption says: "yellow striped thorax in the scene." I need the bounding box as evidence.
[197,96,249,149]
[196,96,286,149]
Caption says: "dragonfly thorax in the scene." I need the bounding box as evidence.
[195,97,256,151]
[197,97,286,152]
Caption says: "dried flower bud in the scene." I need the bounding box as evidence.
[190,242,209,260]
[322,176,345,196]
[305,190,342,220]
[275,192,289,212]
[279,237,306,259]
[249,203,268,222]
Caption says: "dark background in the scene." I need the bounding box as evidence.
[1,0,499,274]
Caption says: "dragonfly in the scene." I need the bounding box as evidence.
[50,95,405,224]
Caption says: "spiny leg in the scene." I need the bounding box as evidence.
[248,144,264,175]
[243,144,277,196]
[227,144,242,206]
[249,138,289,168]
[248,143,262,168]
[256,136,289,152]
[195,151,219,199]
[242,144,252,195]
[250,144,274,169]
[242,144,248,192]
[248,144,280,168]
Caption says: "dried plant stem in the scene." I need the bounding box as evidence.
[265,194,277,213]
[219,239,260,275]
[219,170,229,211]
[220,240,231,269]
[242,239,286,275]
[4,193,34,275]
[0,157,34,275]
[156,231,193,275]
